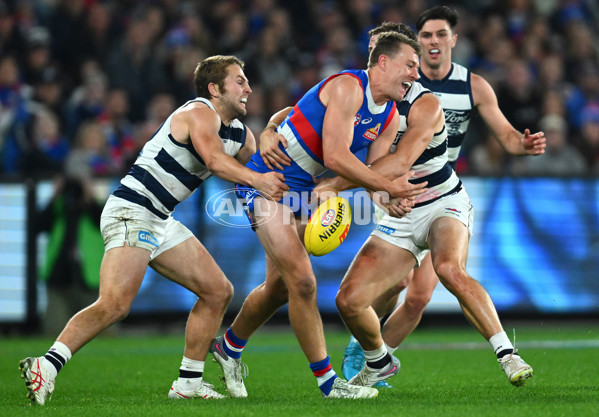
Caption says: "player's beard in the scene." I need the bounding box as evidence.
[221,90,246,120]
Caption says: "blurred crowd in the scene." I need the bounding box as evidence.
[1,0,599,180]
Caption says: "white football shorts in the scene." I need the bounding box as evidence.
[371,187,474,266]
[100,195,194,261]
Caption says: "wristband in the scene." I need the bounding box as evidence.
[265,122,279,131]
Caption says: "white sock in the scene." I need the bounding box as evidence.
[44,341,72,377]
[364,344,389,369]
[488,331,514,356]
[384,342,398,355]
[178,356,204,388]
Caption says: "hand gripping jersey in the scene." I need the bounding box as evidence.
[113,98,246,219]
[246,69,397,193]
[417,63,474,168]
[392,82,461,207]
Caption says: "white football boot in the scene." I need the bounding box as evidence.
[348,355,400,387]
[498,351,533,386]
[210,336,249,398]
[168,380,226,399]
[19,357,56,405]
[323,377,378,399]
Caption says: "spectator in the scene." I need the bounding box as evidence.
[96,88,137,176]
[104,17,168,122]
[575,104,599,174]
[20,27,53,87]
[66,120,118,178]
[6,107,71,178]
[513,114,587,176]
[469,130,510,176]
[36,173,104,335]
[496,58,543,133]
[64,60,108,139]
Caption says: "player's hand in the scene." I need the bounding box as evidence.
[389,171,427,200]
[370,191,413,218]
[256,171,289,201]
[386,198,414,218]
[259,127,291,170]
[521,129,546,155]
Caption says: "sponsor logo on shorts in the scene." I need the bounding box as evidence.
[375,225,396,235]
[138,231,159,247]
[445,207,461,216]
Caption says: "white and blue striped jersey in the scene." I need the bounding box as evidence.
[417,63,474,167]
[113,98,246,219]
[392,82,461,207]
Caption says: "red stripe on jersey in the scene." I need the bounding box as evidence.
[312,364,332,377]
[288,107,324,160]
[381,101,397,134]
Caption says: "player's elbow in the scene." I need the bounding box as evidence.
[204,155,223,175]
[323,153,344,173]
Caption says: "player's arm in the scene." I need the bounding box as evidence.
[314,109,401,195]
[320,75,425,199]
[235,127,256,165]
[185,104,288,199]
[472,73,546,156]
[259,106,293,170]
[367,94,443,218]
[369,93,443,178]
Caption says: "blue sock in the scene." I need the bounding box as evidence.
[222,328,247,359]
[310,356,337,395]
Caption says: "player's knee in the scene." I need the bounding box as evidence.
[335,288,363,319]
[434,261,467,292]
[207,277,235,309]
[404,292,431,316]
[95,296,131,323]
[287,274,317,301]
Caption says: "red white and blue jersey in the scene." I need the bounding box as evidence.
[246,69,397,193]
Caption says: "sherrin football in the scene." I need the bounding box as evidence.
[304,197,352,256]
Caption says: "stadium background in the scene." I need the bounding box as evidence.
[1,0,598,329]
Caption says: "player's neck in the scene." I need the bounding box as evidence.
[211,99,234,126]
[421,60,452,81]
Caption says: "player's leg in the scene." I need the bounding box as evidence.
[228,253,289,340]
[341,268,412,384]
[20,245,150,405]
[150,235,231,399]
[336,235,415,386]
[210,253,289,398]
[251,197,377,398]
[428,213,532,386]
[382,252,439,351]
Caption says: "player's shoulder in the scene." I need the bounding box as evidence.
[448,62,470,81]
[406,81,433,103]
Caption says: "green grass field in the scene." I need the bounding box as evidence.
[2,321,598,417]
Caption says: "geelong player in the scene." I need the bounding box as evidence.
[209,32,426,399]
[340,7,544,387]
[19,55,289,405]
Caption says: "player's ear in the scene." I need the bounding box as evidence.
[208,82,220,98]
[451,33,458,48]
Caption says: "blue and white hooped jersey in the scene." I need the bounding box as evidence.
[113,97,246,219]
[247,69,397,192]
[392,82,461,207]
[417,63,474,166]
